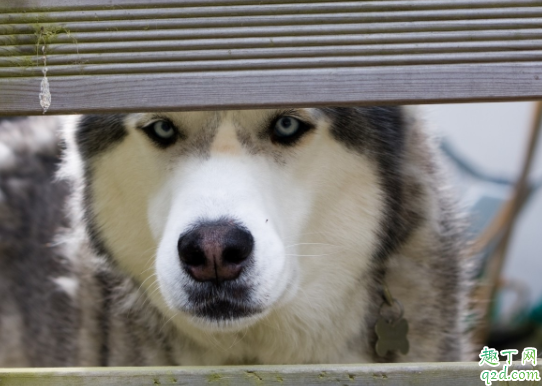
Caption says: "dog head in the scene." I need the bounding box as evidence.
[63,108,404,331]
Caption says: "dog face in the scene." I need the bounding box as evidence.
[68,108,393,331]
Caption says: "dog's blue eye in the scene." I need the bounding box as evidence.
[142,119,179,147]
[153,120,174,139]
[274,117,300,137]
[271,116,314,146]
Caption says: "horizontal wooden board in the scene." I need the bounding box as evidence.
[1,0,541,114]
[0,362,541,386]
[4,51,542,77]
[1,0,540,12]
[3,29,542,56]
[3,19,542,46]
[4,40,542,68]
[1,63,541,115]
[3,7,542,25]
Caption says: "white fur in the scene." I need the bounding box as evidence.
[52,276,79,298]
[0,142,16,171]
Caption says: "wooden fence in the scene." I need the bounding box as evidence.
[1,0,541,115]
[1,362,541,385]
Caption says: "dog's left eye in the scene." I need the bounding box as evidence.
[275,117,300,137]
[143,120,178,147]
[272,116,312,145]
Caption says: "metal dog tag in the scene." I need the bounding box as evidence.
[375,316,409,357]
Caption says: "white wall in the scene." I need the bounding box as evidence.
[423,102,542,311]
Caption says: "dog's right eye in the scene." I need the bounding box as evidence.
[142,120,178,147]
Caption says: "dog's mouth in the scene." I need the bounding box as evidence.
[182,281,264,322]
[192,299,261,321]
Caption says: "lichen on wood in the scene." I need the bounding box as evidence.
[32,23,77,113]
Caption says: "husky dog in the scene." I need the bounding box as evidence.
[0,108,470,367]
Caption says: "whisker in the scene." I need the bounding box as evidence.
[284,242,343,249]
[285,253,340,257]
[158,313,177,336]
[226,326,249,350]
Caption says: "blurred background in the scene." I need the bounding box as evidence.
[423,102,542,354]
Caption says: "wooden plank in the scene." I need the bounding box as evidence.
[0,362,540,386]
[1,63,541,115]
[1,0,541,114]
[4,40,542,68]
[3,51,542,77]
[1,0,540,12]
[2,16,540,54]
[3,29,541,56]
[3,19,542,44]
[3,6,542,24]
[3,20,542,49]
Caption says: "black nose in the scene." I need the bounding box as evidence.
[178,220,254,283]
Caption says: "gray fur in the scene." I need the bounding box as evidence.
[0,117,77,366]
[319,107,467,362]
[0,109,471,367]
[76,115,127,160]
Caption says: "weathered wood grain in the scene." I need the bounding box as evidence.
[1,0,540,12]
[4,51,542,77]
[1,63,541,115]
[3,19,542,44]
[3,29,542,56]
[0,0,541,114]
[0,362,540,386]
[3,22,542,50]
[3,7,542,25]
[4,40,542,68]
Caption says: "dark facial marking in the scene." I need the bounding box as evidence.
[76,115,129,259]
[76,114,127,159]
[183,278,261,320]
